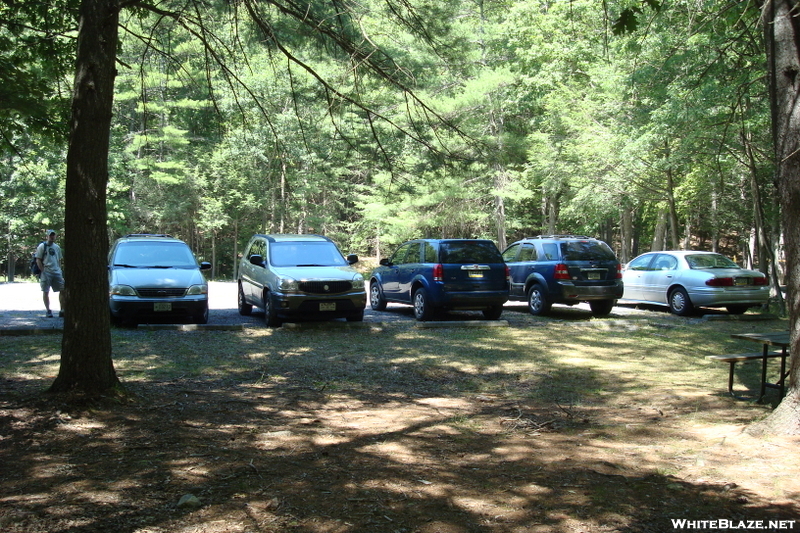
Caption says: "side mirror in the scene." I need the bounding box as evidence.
[379,258,391,266]
[199,262,212,271]
[346,254,359,265]
[249,254,264,266]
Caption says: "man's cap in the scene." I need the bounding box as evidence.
[47,229,56,235]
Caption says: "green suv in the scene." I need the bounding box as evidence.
[237,234,366,326]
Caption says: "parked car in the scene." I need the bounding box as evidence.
[369,239,509,321]
[237,234,366,327]
[108,234,211,324]
[620,250,769,315]
[502,235,623,317]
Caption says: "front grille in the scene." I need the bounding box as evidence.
[299,281,352,294]
[137,288,187,298]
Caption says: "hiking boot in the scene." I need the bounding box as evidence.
[45,310,53,318]
[58,311,64,318]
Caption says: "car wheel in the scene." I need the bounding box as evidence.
[589,299,615,317]
[238,283,252,316]
[194,304,209,325]
[482,305,503,320]
[346,311,365,322]
[726,305,749,315]
[263,291,282,327]
[370,281,387,311]
[413,288,434,321]
[668,287,695,316]
[527,284,551,316]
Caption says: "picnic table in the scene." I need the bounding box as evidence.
[707,332,790,401]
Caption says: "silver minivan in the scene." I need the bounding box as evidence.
[237,234,366,326]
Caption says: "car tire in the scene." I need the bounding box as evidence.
[370,280,387,311]
[589,299,615,317]
[527,284,551,316]
[413,288,434,321]
[669,287,695,316]
[726,305,749,315]
[238,283,252,316]
[346,311,365,322]
[263,290,282,327]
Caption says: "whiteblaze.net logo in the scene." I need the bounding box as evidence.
[671,519,797,530]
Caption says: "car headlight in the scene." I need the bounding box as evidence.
[110,284,137,296]
[352,275,365,289]
[277,277,299,292]
[186,284,208,296]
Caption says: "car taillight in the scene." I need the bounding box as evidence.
[705,277,734,287]
[554,263,570,280]
[433,263,443,282]
[615,264,623,279]
[505,265,511,284]
[753,276,768,286]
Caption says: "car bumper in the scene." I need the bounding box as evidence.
[434,289,509,309]
[687,287,770,308]
[557,281,624,302]
[110,296,208,320]
[271,291,367,319]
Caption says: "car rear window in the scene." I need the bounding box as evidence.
[685,254,739,269]
[440,241,502,264]
[560,241,617,261]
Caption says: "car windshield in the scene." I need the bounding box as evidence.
[113,241,198,268]
[560,241,617,261]
[270,241,347,267]
[440,241,502,263]
[686,254,740,269]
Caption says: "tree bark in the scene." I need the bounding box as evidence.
[49,0,120,395]
[749,0,800,435]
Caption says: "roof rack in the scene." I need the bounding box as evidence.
[124,233,173,238]
[525,235,592,240]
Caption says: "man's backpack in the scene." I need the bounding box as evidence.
[30,242,46,278]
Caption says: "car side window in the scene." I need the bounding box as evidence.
[423,242,437,263]
[518,244,536,262]
[628,254,654,271]
[403,243,421,264]
[391,243,412,265]
[502,244,520,262]
[247,239,265,261]
[541,243,559,261]
[652,254,678,271]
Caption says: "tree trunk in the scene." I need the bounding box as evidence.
[49,0,120,395]
[749,0,800,435]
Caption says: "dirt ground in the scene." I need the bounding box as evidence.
[1,284,799,532]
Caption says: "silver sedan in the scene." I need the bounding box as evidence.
[621,251,769,315]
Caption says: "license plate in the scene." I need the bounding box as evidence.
[319,302,336,312]
[154,302,172,312]
[587,272,601,280]
[735,278,749,286]
[468,271,484,278]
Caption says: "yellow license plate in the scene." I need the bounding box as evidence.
[468,271,484,278]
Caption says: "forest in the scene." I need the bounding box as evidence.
[0,0,779,283]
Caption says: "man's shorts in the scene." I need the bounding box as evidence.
[40,271,65,292]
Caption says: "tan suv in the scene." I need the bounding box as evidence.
[237,234,366,327]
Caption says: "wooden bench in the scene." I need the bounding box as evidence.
[706,351,788,400]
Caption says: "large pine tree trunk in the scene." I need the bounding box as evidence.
[749,0,800,434]
[50,0,120,394]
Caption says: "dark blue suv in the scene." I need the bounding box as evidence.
[502,235,623,316]
[370,239,510,320]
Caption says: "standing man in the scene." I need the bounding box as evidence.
[36,229,65,318]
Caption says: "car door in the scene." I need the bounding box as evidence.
[241,238,265,302]
[503,243,535,298]
[623,253,655,301]
[641,253,678,304]
[396,242,422,300]
[381,242,412,299]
